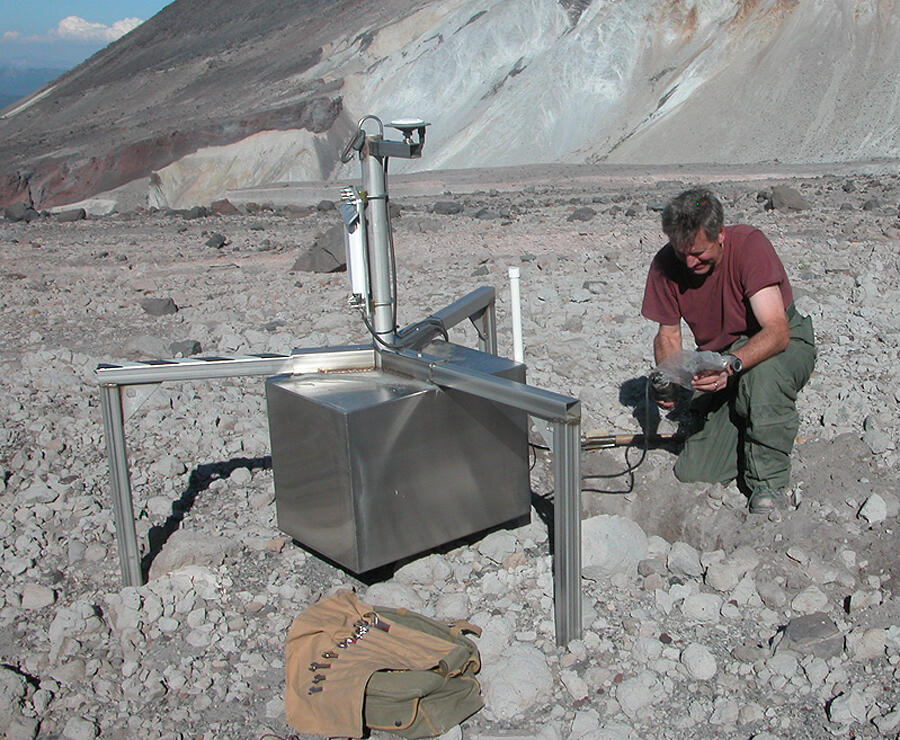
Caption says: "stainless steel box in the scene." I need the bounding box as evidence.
[265,341,529,572]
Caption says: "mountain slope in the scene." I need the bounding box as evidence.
[0,0,897,210]
[0,66,68,108]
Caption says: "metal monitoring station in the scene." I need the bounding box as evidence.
[96,115,583,645]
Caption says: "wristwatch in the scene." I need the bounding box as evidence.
[724,354,743,374]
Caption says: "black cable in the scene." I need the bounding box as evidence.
[532,379,655,498]
[582,379,653,494]
[357,308,448,351]
[469,318,487,342]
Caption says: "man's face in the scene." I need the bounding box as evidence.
[673,229,724,276]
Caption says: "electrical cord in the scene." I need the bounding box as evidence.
[532,379,655,497]
[356,308,448,351]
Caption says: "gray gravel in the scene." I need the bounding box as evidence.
[1,167,898,739]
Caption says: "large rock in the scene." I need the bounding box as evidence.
[704,545,760,591]
[291,224,346,273]
[480,644,553,721]
[3,202,40,222]
[791,585,829,614]
[581,515,648,578]
[767,185,811,211]
[680,642,717,679]
[846,627,888,661]
[54,207,87,222]
[363,582,425,611]
[827,690,869,726]
[472,613,515,664]
[148,530,241,579]
[773,612,843,659]
[857,493,888,524]
[476,530,518,564]
[615,671,658,718]
[667,541,703,577]
[567,206,596,222]
[210,198,239,215]
[392,553,452,585]
[433,201,463,215]
[140,297,179,316]
[0,666,28,725]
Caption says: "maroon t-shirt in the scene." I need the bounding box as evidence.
[641,225,793,351]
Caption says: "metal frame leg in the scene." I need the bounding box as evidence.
[477,301,498,355]
[384,348,583,644]
[99,384,142,586]
[96,347,376,587]
[553,420,582,646]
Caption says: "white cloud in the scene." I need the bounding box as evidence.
[2,31,22,41]
[49,16,144,43]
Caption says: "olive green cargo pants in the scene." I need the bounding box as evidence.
[673,304,816,493]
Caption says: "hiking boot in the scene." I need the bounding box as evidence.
[748,487,783,514]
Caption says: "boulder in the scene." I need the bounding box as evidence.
[140,297,179,316]
[148,530,241,579]
[433,201,463,215]
[766,186,810,211]
[182,205,209,219]
[54,208,87,222]
[480,644,553,721]
[204,232,227,248]
[210,198,239,215]
[581,515,648,578]
[773,612,843,659]
[169,339,202,357]
[3,202,40,222]
[567,206,596,222]
[290,224,346,273]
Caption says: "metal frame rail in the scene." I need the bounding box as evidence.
[97,298,582,645]
[98,298,582,645]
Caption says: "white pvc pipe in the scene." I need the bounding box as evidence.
[509,266,524,364]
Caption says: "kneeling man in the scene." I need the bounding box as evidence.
[642,188,816,513]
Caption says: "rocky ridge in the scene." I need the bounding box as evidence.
[2,0,898,210]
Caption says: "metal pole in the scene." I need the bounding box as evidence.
[383,349,581,422]
[95,347,373,386]
[553,419,582,646]
[362,143,394,349]
[400,287,498,352]
[99,384,142,586]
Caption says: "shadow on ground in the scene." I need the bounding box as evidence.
[141,455,272,580]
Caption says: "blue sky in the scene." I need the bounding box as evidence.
[0,1,172,68]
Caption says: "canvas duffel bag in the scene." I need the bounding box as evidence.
[285,589,483,738]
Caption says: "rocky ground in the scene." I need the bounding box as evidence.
[1,165,899,739]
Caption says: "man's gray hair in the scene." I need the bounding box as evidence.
[661,188,724,248]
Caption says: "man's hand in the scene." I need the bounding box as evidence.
[692,368,729,394]
[649,370,678,409]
